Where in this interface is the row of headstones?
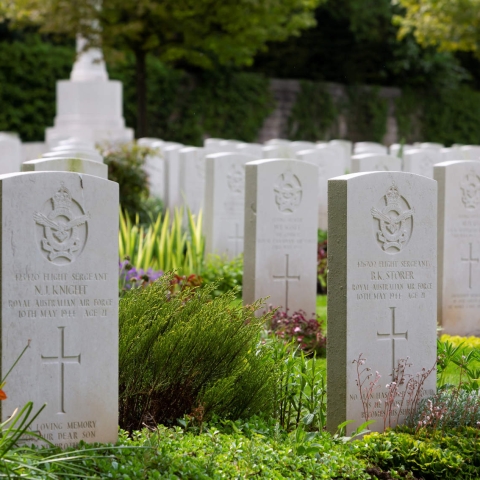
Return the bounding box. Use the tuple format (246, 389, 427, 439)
(245, 158, 480, 434)
(147, 136, 480, 261)
(0, 152, 477, 448)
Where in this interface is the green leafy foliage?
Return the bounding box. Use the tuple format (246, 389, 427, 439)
(112, 63, 274, 145)
(0, 34, 72, 141)
(359, 428, 480, 479)
(271, 341, 327, 432)
(119, 273, 278, 430)
(102, 143, 161, 223)
(347, 86, 388, 142)
(395, 0, 480, 59)
(201, 254, 243, 297)
(287, 81, 338, 140)
(118, 207, 204, 276)
(396, 86, 480, 146)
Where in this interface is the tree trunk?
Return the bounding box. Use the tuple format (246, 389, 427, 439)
(135, 48, 148, 138)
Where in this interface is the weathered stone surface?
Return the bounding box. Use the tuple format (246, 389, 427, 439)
(0, 133, 22, 174)
(435, 160, 480, 335)
(204, 152, 254, 258)
(22, 158, 108, 178)
(243, 159, 317, 315)
(403, 149, 441, 178)
(353, 142, 388, 155)
(0, 171, 118, 448)
(179, 146, 205, 215)
(296, 148, 344, 230)
(164, 144, 184, 210)
(351, 154, 402, 173)
(327, 171, 437, 434)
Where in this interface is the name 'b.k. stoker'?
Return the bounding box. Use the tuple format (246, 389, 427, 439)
(327, 172, 437, 434)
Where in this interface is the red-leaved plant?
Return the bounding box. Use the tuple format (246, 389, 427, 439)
(268, 309, 326, 356)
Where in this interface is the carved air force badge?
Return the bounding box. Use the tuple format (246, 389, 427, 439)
(371, 183, 414, 254)
(34, 183, 90, 265)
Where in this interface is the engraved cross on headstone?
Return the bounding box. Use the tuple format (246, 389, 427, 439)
(41, 326, 81, 414)
(461, 243, 479, 289)
(228, 222, 243, 257)
(273, 254, 301, 311)
(377, 307, 408, 377)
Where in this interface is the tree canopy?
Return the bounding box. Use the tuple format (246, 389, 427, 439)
(394, 0, 480, 57)
(3, 0, 323, 135)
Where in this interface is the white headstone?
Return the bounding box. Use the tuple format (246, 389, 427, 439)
(296, 148, 344, 230)
(353, 142, 388, 155)
(441, 147, 461, 161)
(329, 140, 352, 172)
(23, 158, 108, 178)
(144, 151, 165, 200)
(327, 171, 437, 433)
(389, 144, 415, 159)
(0, 133, 22, 174)
(263, 145, 294, 159)
(204, 152, 255, 258)
(317, 143, 348, 174)
(290, 141, 317, 153)
(236, 143, 263, 159)
(164, 144, 184, 210)
(420, 142, 443, 150)
(435, 160, 480, 336)
(22, 142, 48, 162)
(351, 154, 402, 173)
(179, 146, 205, 215)
(403, 148, 441, 178)
(1, 171, 118, 448)
(460, 145, 480, 161)
(243, 159, 317, 314)
(137, 137, 163, 147)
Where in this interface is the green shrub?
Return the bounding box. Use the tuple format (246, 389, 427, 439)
(119, 273, 277, 430)
(359, 428, 480, 479)
(102, 143, 161, 223)
(201, 254, 243, 297)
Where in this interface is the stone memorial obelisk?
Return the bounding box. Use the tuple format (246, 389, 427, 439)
(327, 172, 437, 433)
(0, 171, 118, 448)
(46, 36, 133, 147)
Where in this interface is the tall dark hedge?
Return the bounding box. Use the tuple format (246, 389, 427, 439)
(0, 36, 73, 141)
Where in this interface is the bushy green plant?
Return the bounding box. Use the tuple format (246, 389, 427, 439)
(119, 207, 204, 275)
(201, 254, 243, 297)
(359, 428, 480, 479)
(102, 143, 162, 223)
(271, 341, 327, 432)
(119, 273, 278, 430)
